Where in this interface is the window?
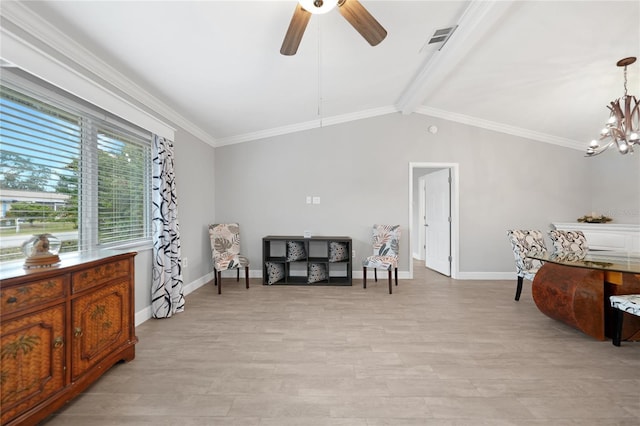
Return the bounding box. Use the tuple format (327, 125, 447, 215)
(0, 72, 152, 263)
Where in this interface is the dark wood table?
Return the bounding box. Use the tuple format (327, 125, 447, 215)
(527, 251, 640, 341)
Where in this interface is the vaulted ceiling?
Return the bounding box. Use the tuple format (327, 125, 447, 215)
(4, 1, 640, 149)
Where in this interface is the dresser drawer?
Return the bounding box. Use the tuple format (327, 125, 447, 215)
(1, 276, 66, 316)
(71, 259, 130, 293)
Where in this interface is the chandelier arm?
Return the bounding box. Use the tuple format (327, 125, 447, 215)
(606, 128, 623, 142)
(630, 97, 640, 133)
(624, 97, 632, 131)
(610, 100, 623, 117)
(586, 140, 616, 157)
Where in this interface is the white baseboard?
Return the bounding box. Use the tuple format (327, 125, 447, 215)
(455, 271, 514, 280)
(134, 306, 152, 327)
(135, 271, 215, 326)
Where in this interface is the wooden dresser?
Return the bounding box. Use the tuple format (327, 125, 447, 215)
(0, 251, 137, 426)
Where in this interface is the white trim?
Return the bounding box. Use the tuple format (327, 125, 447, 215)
(456, 272, 515, 280)
(134, 306, 153, 327)
(215, 105, 398, 146)
(552, 222, 640, 234)
(0, 2, 201, 142)
(415, 106, 584, 151)
(135, 270, 215, 326)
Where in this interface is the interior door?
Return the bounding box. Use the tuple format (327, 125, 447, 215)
(425, 168, 451, 276)
(417, 176, 427, 260)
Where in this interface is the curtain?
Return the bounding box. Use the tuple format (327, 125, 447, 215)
(151, 135, 185, 318)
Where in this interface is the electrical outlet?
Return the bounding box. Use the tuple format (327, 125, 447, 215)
(352, 249, 356, 258)
(183, 257, 188, 268)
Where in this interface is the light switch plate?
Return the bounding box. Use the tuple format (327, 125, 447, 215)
(306, 196, 312, 204)
(312, 196, 320, 204)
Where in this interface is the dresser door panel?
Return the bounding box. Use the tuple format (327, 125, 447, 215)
(0, 304, 66, 425)
(71, 279, 130, 380)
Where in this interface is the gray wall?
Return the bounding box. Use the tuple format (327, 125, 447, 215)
(588, 152, 640, 223)
(111, 111, 640, 320)
(214, 112, 609, 277)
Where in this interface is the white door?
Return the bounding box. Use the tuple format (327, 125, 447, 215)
(425, 168, 451, 276)
(417, 176, 427, 260)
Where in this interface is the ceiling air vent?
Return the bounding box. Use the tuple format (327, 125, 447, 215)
(427, 26, 458, 50)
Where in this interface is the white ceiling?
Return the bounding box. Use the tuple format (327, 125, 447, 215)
(11, 0, 640, 148)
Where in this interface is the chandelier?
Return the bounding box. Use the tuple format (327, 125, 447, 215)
(586, 57, 639, 156)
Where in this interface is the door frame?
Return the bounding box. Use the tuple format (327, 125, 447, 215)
(408, 162, 460, 279)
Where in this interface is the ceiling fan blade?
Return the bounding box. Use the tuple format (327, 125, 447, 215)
(280, 4, 312, 56)
(338, 0, 387, 46)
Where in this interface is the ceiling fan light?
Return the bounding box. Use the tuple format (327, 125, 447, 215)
(299, 0, 338, 14)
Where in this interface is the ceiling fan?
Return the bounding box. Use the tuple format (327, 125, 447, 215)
(281, 0, 387, 56)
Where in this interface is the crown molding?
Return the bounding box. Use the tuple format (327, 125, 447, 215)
(415, 106, 584, 150)
(0, 1, 216, 147)
(215, 105, 398, 146)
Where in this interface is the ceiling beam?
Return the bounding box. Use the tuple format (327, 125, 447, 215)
(396, 0, 515, 115)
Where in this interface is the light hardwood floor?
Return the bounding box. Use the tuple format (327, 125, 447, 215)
(44, 262, 639, 425)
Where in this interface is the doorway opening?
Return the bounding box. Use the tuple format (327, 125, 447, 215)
(408, 162, 459, 279)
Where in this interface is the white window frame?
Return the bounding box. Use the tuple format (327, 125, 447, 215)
(1, 69, 153, 256)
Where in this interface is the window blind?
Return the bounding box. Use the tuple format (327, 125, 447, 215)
(0, 74, 152, 262)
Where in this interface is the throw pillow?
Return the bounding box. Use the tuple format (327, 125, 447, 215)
(265, 262, 285, 285)
(287, 241, 307, 262)
(328, 241, 349, 262)
(308, 263, 328, 284)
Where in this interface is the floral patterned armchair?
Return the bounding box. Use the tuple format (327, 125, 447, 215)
(208, 223, 249, 294)
(506, 229, 547, 301)
(362, 224, 400, 294)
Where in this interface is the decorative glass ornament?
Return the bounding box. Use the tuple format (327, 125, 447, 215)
(22, 233, 61, 269)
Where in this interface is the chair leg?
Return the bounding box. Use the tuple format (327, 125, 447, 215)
(245, 266, 250, 289)
(394, 267, 398, 286)
(363, 267, 367, 289)
(515, 276, 524, 301)
(612, 309, 624, 346)
(237, 268, 240, 281)
(214, 268, 218, 287)
(388, 269, 392, 294)
(217, 270, 222, 295)
(374, 268, 378, 282)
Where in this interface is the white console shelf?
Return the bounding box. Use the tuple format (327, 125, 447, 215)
(552, 222, 640, 252)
